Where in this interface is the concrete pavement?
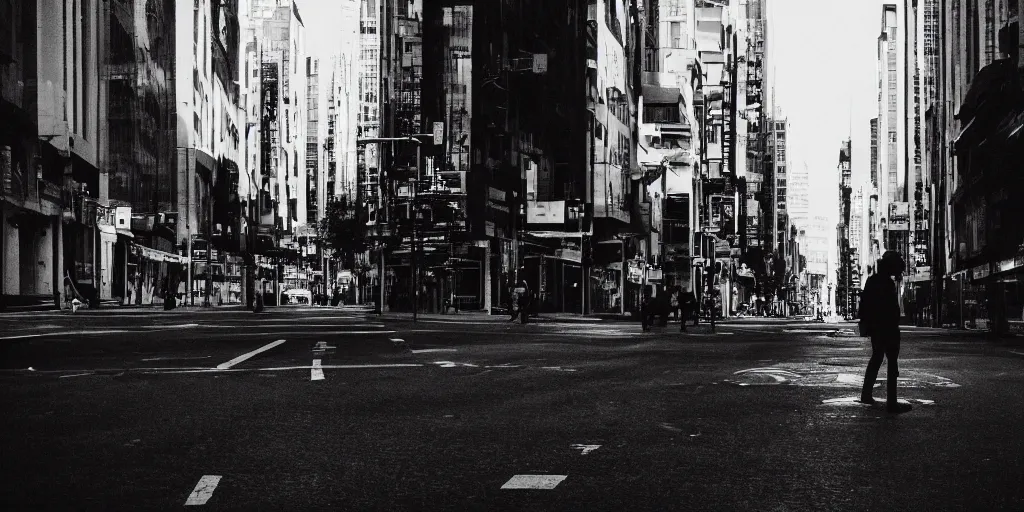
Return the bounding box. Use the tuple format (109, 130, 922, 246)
(2, 307, 1023, 510)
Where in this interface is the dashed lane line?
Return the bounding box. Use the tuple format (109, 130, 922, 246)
(311, 359, 324, 381)
(501, 475, 567, 490)
(184, 475, 222, 506)
(410, 348, 458, 354)
(216, 339, 287, 369)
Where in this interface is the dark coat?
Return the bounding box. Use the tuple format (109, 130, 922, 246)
(859, 273, 901, 338)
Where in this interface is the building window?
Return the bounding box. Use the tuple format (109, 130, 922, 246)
(666, 0, 686, 17)
(670, 22, 682, 48)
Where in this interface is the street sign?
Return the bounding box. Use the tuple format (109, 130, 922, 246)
(532, 54, 548, 74)
(433, 122, 444, 145)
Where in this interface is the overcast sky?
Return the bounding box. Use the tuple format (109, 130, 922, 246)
(298, 0, 347, 62)
(770, 0, 887, 271)
(770, 0, 886, 215)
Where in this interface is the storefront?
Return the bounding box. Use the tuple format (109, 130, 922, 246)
(127, 243, 188, 306)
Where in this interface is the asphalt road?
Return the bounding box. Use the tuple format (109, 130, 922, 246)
(1, 306, 1023, 511)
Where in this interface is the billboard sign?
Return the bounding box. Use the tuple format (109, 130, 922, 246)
(527, 200, 565, 225)
(889, 201, 910, 230)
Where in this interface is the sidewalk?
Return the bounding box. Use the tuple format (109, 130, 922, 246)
(373, 309, 608, 324)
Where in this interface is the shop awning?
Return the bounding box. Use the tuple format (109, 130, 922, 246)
(131, 243, 189, 264)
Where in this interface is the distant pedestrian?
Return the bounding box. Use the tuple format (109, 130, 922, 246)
(509, 279, 530, 324)
(680, 288, 697, 332)
(858, 251, 912, 413)
(670, 288, 680, 320)
(640, 291, 653, 332)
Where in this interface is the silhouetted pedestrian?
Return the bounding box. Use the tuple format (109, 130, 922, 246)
(680, 290, 698, 329)
(509, 280, 530, 324)
(640, 291, 653, 332)
(859, 250, 912, 413)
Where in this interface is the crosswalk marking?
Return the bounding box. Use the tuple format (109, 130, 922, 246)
(184, 475, 221, 506)
(311, 359, 324, 381)
(501, 474, 567, 490)
(216, 339, 286, 369)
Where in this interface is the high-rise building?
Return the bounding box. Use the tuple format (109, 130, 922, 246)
(934, 0, 1023, 331)
(306, 57, 321, 225)
(766, 115, 787, 254)
(2, 0, 106, 308)
(250, 0, 307, 234)
(869, 117, 879, 188)
(850, 184, 866, 276)
(788, 162, 810, 233)
(357, 0, 381, 226)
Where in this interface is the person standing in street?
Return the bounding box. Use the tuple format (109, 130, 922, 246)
(859, 250, 912, 413)
(679, 287, 696, 332)
(640, 290, 653, 332)
(509, 279, 530, 324)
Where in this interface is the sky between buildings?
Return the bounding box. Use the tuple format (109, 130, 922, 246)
(771, 0, 888, 268)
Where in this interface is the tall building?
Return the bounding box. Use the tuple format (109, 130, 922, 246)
(333, 0, 360, 202)
(357, 0, 381, 227)
(850, 184, 866, 276)
(876, 2, 923, 289)
(306, 57, 321, 225)
(788, 162, 810, 232)
(745, 0, 768, 255)
(250, 0, 307, 233)
(934, 0, 1023, 331)
(766, 115, 787, 254)
(2, 0, 106, 308)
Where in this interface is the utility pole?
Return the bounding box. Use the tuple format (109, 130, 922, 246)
(358, 135, 432, 318)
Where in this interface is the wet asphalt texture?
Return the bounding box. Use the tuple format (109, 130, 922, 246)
(1, 306, 1023, 511)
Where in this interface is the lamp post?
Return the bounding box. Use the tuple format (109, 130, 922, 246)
(180, 101, 195, 307)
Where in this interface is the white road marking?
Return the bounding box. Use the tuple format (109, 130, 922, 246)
(390, 338, 405, 342)
(1010, 350, 1024, 357)
(206, 329, 393, 336)
(156, 363, 425, 374)
(200, 323, 386, 329)
(433, 361, 478, 368)
(312, 341, 337, 351)
(410, 348, 457, 354)
(735, 368, 802, 378)
(822, 396, 936, 406)
(834, 373, 863, 385)
(0, 329, 135, 340)
(570, 444, 601, 455)
(141, 324, 200, 329)
(541, 366, 577, 372)
(501, 475, 567, 490)
(140, 355, 213, 362)
(58, 372, 95, 378)
(311, 359, 324, 381)
(216, 339, 286, 369)
(184, 475, 222, 506)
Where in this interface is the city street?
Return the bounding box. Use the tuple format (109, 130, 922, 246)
(1, 307, 1023, 511)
